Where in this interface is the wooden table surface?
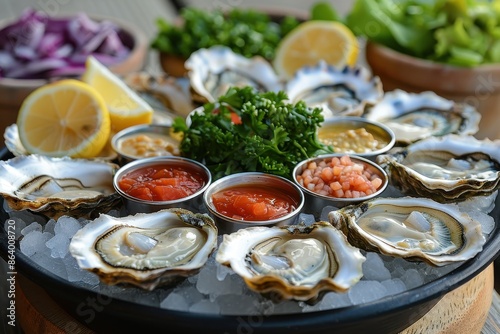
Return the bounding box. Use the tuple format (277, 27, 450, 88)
(0, 1, 499, 333)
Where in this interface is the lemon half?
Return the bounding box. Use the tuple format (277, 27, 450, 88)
(17, 79, 110, 158)
(273, 21, 359, 79)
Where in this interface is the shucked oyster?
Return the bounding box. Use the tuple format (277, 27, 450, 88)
(376, 134, 500, 202)
(363, 90, 480, 145)
(216, 222, 365, 303)
(286, 61, 383, 118)
(69, 208, 218, 290)
(186, 46, 282, 103)
(0, 154, 120, 218)
(328, 197, 485, 266)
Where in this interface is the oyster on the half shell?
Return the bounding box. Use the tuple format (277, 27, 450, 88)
(216, 222, 365, 303)
(328, 197, 485, 266)
(186, 46, 282, 103)
(0, 154, 120, 218)
(376, 134, 500, 202)
(69, 208, 218, 290)
(363, 90, 481, 145)
(286, 61, 383, 118)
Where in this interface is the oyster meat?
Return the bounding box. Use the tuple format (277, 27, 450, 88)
(363, 90, 481, 144)
(216, 222, 365, 303)
(286, 61, 383, 118)
(0, 154, 120, 218)
(185, 46, 282, 103)
(69, 208, 218, 290)
(376, 135, 500, 202)
(328, 197, 485, 266)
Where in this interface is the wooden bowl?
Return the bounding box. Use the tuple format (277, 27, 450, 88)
(365, 41, 500, 140)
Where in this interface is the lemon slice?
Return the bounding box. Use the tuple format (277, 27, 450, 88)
(82, 56, 153, 132)
(17, 79, 110, 158)
(273, 21, 359, 79)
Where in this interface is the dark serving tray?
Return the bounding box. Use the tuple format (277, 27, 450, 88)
(0, 146, 499, 334)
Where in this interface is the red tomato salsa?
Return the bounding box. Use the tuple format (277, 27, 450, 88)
(211, 185, 298, 221)
(118, 164, 206, 201)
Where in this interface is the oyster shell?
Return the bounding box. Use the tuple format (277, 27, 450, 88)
(185, 46, 282, 103)
(4, 124, 117, 161)
(216, 222, 365, 303)
(363, 90, 481, 145)
(69, 208, 218, 290)
(376, 135, 500, 202)
(123, 71, 194, 119)
(328, 197, 485, 266)
(286, 61, 383, 118)
(0, 155, 120, 219)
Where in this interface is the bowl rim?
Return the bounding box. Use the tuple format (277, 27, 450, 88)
(319, 116, 396, 157)
(113, 156, 211, 206)
(203, 171, 305, 225)
(292, 153, 389, 203)
(366, 40, 500, 72)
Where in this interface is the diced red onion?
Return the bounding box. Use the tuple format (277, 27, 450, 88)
(5, 57, 67, 79)
(0, 8, 131, 80)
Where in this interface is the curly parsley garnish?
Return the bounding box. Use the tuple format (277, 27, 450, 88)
(151, 8, 300, 60)
(173, 87, 334, 180)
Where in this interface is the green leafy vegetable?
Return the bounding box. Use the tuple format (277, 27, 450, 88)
(151, 8, 300, 60)
(310, 2, 340, 21)
(173, 87, 333, 180)
(346, 0, 500, 66)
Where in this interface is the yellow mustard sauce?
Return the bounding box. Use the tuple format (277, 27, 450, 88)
(318, 125, 389, 154)
(117, 133, 180, 158)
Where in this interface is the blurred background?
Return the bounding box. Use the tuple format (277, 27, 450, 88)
(0, 1, 499, 333)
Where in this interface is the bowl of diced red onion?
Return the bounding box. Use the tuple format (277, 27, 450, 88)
(292, 154, 389, 216)
(0, 8, 148, 111)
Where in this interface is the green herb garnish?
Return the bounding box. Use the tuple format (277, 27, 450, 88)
(151, 8, 300, 60)
(173, 87, 333, 180)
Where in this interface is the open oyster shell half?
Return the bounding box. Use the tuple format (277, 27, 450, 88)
(363, 90, 481, 145)
(328, 197, 485, 266)
(286, 61, 383, 118)
(0, 154, 120, 219)
(69, 208, 218, 290)
(216, 222, 365, 303)
(376, 134, 500, 202)
(186, 46, 282, 103)
(4, 124, 118, 161)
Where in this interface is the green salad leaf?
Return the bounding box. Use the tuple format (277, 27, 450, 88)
(346, 0, 500, 66)
(173, 87, 333, 180)
(310, 2, 340, 21)
(151, 8, 300, 60)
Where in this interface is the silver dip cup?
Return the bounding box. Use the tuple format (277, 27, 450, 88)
(113, 156, 211, 214)
(203, 172, 305, 235)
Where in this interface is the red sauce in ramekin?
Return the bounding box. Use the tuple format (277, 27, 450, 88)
(118, 164, 206, 201)
(211, 184, 298, 221)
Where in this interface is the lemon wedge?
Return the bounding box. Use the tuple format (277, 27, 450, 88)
(82, 56, 153, 132)
(273, 21, 359, 79)
(17, 79, 110, 158)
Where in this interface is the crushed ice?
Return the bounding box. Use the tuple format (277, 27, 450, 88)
(6, 189, 497, 316)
